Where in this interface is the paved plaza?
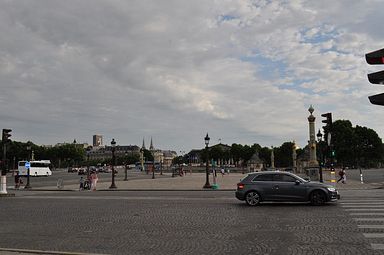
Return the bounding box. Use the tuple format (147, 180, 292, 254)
(27, 171, 382, 192)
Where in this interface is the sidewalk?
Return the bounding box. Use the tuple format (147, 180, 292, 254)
(21, 171, 382, 191)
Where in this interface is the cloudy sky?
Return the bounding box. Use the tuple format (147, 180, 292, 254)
(1, 0, 384, 153)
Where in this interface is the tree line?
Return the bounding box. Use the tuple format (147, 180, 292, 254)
(176, 120, 384, 169)
(2, 119, 383, 170)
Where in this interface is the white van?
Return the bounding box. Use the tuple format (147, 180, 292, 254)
(18, 160, 52, 176)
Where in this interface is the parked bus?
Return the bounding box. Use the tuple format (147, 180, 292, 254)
(18, 160, 52, 176)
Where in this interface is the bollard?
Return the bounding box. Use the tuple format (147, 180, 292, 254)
(57, 179, 64, 190)
(0, 175, 7, 194)
(359, 168, 364, 184)
(330, 169, 336, 186)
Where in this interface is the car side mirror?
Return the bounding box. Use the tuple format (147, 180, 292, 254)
(295, 180, 301, 185)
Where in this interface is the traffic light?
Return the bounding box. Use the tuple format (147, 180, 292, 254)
(366, 48, 384, 105)
(2, 129, 12, 142)
(321, 113, 332, 146)
(321, 112, 332, 130)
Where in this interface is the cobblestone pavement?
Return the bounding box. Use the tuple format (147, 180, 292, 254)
(8, 170, 380, 192)
(1, 190, 383, 255)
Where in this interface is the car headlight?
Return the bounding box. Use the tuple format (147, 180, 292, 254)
(327, 187, 336, 192)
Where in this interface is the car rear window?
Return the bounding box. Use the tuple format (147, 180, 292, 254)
(252, 174, 274, 182)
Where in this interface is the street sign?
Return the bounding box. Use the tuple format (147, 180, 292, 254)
(25, 161, 30, 168)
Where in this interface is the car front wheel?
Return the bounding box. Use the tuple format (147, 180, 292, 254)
(310, 190, 326, 205)
(245, 191, 261, 206)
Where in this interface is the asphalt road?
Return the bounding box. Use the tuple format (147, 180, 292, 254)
(0, 189, 382, 255)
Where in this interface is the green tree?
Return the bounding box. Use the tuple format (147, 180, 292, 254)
(353, 125, 383, 168)
(274, 142, 294, 167)
(230, 144, 243, 166)
(332, 120, 355, 167)
(258, 147, 271, 167)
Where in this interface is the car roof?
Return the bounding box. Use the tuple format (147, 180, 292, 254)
(247, 171, 296, 176)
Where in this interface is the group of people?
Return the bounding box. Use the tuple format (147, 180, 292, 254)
(79, 171, 98, 191)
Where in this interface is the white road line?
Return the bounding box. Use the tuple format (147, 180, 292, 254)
(358, 225, 384, 229)
(371, 243, 384, 250)
(354, 218, 384, 221)
(364, 233, 384, 238)
(342, 205, 384, 208)
(350, 213, 384, 216)
(346, 209, 384, 211)
(341, 200, 384, 202)
(341, 203, 384, 205)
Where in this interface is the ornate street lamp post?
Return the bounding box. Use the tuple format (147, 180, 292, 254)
(109, 139, 117, 189)
(124, 151, 128, 181)
(86, 147, 91, 180)
(317, 129, 324, 183)
(24, 145, 32, 189)
(203, 133, 211, 189)
(152, 151, 155, 179)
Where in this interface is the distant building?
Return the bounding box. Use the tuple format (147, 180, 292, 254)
(93, 135, 103, 147)
(88, 145, 140, 161)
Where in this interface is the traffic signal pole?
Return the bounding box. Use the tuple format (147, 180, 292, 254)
(1, 129, 12, 194)
(321, 113, 333, 183)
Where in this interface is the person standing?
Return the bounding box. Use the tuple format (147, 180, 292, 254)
(14, 173, 22, 189)
(79, 176, 84, 191)
(342, 168, 347, 184)
(90, 171, 98, 191)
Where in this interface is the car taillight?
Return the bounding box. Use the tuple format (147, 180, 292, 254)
(237, 183, 244, 190)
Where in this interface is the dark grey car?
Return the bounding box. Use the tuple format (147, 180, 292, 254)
(235, 171, 340, 206)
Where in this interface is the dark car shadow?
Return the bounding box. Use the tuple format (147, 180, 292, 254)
(234, 201, 338, 208)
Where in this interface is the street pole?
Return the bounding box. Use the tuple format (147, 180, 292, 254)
(24, 146, 32, 189)
(317, 130, 323, 183)
(1, 141, 7, 194)
(109, 139, 117, 189)
(203, 133, 211, 189)
(124, 151, 128, 181)
(152, 152, 155, 179)
(124, 164, 128, 181)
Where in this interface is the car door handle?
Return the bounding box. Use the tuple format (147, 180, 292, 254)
(273, 185, 279, 190)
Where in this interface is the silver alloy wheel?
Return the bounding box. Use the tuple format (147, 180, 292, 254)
(245, 191, 260, 206)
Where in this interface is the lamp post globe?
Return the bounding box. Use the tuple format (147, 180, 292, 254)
(109, 138, 117, 189)
(203, 133, 211, 189)
(317, 129, 322, 142)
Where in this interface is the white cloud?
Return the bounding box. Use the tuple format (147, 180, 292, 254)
(1, 0, 384, 152)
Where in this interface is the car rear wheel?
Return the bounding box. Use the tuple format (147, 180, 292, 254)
(310, 190, 326, 205)
(245, 191, 261, 206)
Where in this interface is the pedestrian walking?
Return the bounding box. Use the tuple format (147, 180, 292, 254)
(90, 171, 98, 191)
(79, 176, 84, 191)
(14, 172, 22, 189)
(337, 168, 346, 184)
(220, 167, 225, 176)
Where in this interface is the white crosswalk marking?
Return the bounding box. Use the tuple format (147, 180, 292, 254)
(342, 198, 384, 250)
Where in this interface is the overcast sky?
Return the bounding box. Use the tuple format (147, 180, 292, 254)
(1, 0, 384, 153)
